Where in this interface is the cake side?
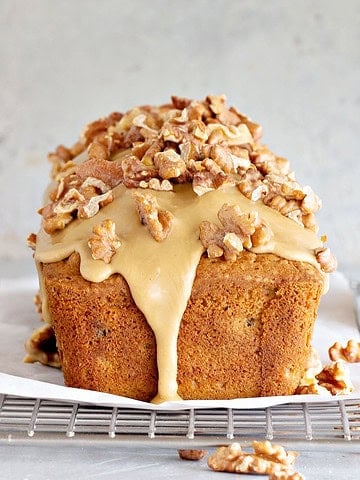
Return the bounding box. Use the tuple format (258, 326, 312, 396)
(42, 251, 323, 401)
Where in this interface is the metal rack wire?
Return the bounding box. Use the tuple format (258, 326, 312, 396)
(1, 394, 359, 447)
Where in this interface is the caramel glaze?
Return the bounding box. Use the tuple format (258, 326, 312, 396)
(35, 182, 327, 403)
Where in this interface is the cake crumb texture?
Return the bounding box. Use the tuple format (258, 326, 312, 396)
(42, 251, 323, 401)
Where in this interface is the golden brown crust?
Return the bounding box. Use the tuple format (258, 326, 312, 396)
(42, 251, 323, 401)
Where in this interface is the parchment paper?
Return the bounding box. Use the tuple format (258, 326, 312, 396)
(0, 272, 359, 410)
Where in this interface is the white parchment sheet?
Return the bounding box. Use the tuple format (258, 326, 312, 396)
(0, 272, 359, 411)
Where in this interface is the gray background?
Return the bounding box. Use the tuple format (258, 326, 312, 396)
(1, 0, 359, 278)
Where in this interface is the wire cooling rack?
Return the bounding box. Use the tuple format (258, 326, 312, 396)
(1, 394, 360, 448)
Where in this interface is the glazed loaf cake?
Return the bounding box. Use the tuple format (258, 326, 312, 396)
(26, 95, 336, 403)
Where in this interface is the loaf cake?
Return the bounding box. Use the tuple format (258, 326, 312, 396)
(26, 95, 337, 403)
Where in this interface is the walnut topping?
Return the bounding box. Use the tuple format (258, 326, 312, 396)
(39, 94, 331, 263)
(88, 219, 121, 263)
(329, 339, 360, 363)
(200, 204, 273, 261)
(315, 247, 337, 273)
(139, 178, 173, 191)
(82, 111, 123, 147)
(208, 441, 299, 476)
(41, 182, 114, 234)
(132, 191, 174, 242)
(24, 324, 60, 368)
(154, 149, 186, 179)
(178, 449, 207, 461)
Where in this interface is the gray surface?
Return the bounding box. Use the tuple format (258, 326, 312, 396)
(0, 0, 360, 277)
(0, 443, 359, 480)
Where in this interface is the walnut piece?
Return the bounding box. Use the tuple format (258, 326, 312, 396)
(199, 204, 273, 261)
(132, 191, 174, 242)
(329, 339, 360, 363)
(314, 247, 337, 273)
(315, 361, 354, 395)
(27, 233, 37, 251)
(178, 449, 207, 461)
(296, 349, 354, 396)
(208, 441, 299, 476)
(139, 178, 173, 191)
(40, 94, 331, 258)
(24, 324, 60, 368)
(154, 149, 186, 179)
(88, 219, 121, 263)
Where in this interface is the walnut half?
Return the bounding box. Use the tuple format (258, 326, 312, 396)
(207, 441, 299, 476)
(329, 339, 360, 363)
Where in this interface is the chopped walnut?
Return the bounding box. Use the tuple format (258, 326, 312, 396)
(53, 188, 85, 214)
(42, 211, 73, 234)
(132, 191, 174, 242)
(329, 339, 360, 363)
(200, 203, 273, 261)
(192, 170, 234, 196)
(298, 359, 354, 396)
(24, 324, 60, 368)
(315, 361, 354, 395)
(295, 383, 330, 395)
(238, 166, 266, 201)
(121, 155, 157, 187)
(154, 149, 187, 179)
(315, 247, 337, 273)
(76, 158, 123, 189)
(250, 145, 290, 176)
(88, 219, 121, 263)
(48, 144, 84, 179)
(208, 441, 298, 476)
(27, 233, 37, 250)
(296, 347, 354, 396)
(178, 449, 207, 461)
(39, 94, 331, 260)
(82, 112, 122, 147)
(139, 178, 173, 191)
(78, 190, 113, 219)
(41, 183, 114, 234)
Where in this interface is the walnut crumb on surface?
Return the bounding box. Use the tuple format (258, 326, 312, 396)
(178, 449, 207, 461)
(207, 441, 300, 476)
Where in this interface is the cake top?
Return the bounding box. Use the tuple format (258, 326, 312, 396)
(33, 94, 336, 273)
